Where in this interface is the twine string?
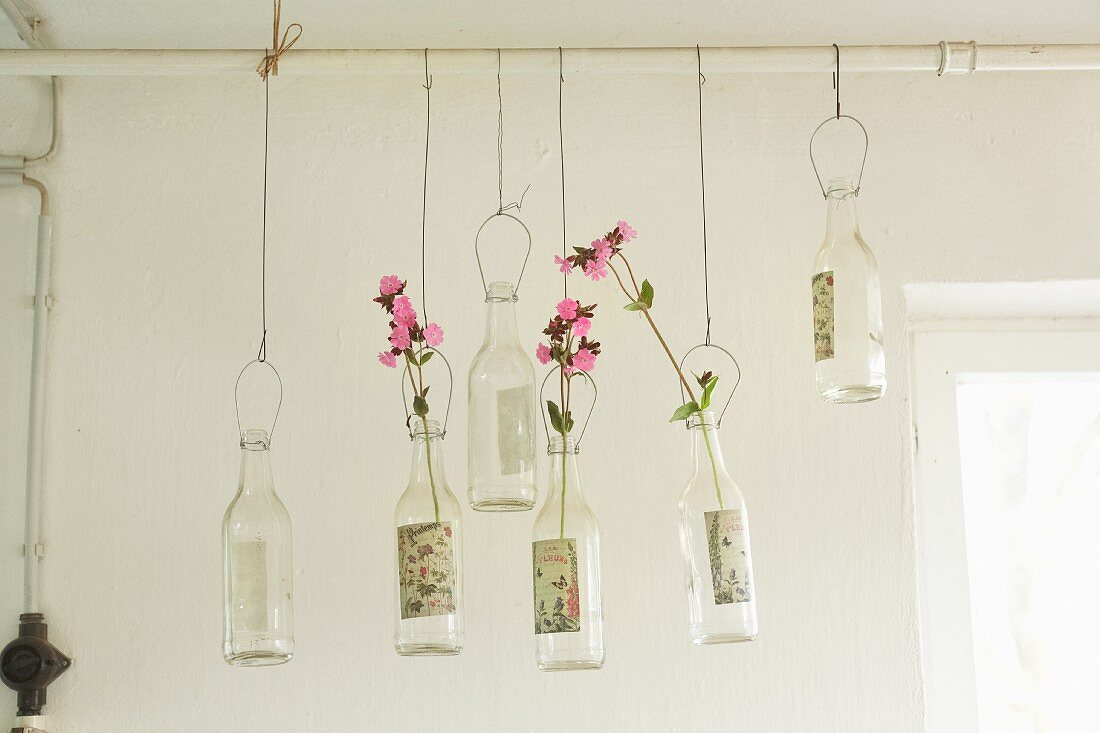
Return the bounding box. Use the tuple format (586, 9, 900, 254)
(558, 47, 567, 299)
(421, 49, 432, 324)
(256, 0, 301, 79)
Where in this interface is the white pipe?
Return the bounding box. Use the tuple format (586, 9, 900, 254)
(23, 183, 51, 615)
(0, 43, 1099, 76)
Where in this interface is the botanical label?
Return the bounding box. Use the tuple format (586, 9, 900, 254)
(398, 521, 457, 619)
(812, 270, 835, 362)
(704, 510, 753, 605)
(496, 385, 533, 476)
(532, 538, 581, 634)
(231, 540, 268, 631)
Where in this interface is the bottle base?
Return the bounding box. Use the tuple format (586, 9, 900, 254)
(536, 656, 604, 671)
(224, 650, 292, 667)
(819, 384, 885, 404)
(691, 632, 756, 646)
(469, 497, 535, 512)
(395, 642, 463, 657)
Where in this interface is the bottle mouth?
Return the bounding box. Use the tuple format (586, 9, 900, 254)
(485, 280, 518, 303)
(825, 176, 858, 200)
(240, 428, 271, 449)
(411, 418, 444, 439)
(686, 410, 719, 430)
(547, 434, 578, 454)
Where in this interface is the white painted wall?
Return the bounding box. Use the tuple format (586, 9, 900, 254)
(1, 62, 1099, 731)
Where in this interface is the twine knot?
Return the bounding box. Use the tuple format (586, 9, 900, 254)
(257, 0, 302, 79)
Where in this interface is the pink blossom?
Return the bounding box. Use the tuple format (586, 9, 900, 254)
(592, 238, 612, 261)
(392, 295, 417, 327)
(584, 259, 608, 282)
(378, 351, 397, 368)
(572, 317, 591, 337)
(556, 298, 579, 321)
(379, 275, 403, 295)
(573, 348, 596, 372)
(554, 255, 574, 274)
(616, 220, 637, 242)
(389, 327, 412, 351)
(423, 323, 444, 347)
(536, 343, 552, 365)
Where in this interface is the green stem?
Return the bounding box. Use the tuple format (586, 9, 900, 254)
(423, 416, 441, 523)
(700, 423, 725, 510)
(559, 447, 567, 540)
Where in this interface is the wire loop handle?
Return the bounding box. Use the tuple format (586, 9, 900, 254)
(538, 367, 597, 452)
(809, 114, 869, 198)
(235, 359, 284, 441)
(677, 343, 742, 427)
(400, 347, 454, 440)
(473, 211, 533, 299)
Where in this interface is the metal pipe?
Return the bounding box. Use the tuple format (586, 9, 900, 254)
(0, 43, 1099, 77)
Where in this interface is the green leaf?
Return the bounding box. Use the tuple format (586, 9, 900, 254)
(402, 348, 416, 363)
(413, 395, 429, 417)
(418, 350, 434, 366)
(624, 302, 644, 312)
(547, 400, 563, 434)
(563, 410, 575, 434)
(640, 279, 654, 308)
(700, 375, 720, 410)
(669, 401, 700, 422)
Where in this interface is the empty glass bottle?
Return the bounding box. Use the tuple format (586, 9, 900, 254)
(531, 434, 604, 670)
(812, 176, 886, 403)
(222, 428, 294, 666)
(678, 411, 757, 645)
(395, 418, 464, 656)
(468, 281, 538, 511)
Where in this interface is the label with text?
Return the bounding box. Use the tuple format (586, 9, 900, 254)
(532, 538, 581, 634)
(704, 510, 753, 605)
(813, 270, 835, 362)
(398, 521, 457, 619)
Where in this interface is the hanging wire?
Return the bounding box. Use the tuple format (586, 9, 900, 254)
(420, 48, 432, 325)
(696, 45, 712, 346)
(257, 53, 271, 362)
(496, 48, 504, 214)
(558, 47, 568, 299)
(832, 43, 841, 118)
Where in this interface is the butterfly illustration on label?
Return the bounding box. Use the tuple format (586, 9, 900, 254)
(721, 536, 732, 547)
(550, 575, 568, 590)
(535, 567, 543, 578)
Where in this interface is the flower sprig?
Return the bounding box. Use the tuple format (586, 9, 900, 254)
(535, 297, 601, 437)
(373, 275, 444, 421)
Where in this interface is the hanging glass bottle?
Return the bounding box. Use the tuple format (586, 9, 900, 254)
(468, 279, 537, 510)
(811, 176, 886, 402)
(678, 410, 757, 645)
(395, 417, 465, 655)
(223, 426, 294, 665)
(532, 433, 605, 670)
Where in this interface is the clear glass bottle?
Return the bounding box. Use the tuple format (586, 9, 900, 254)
(531, 434, 604, 670)
(812, 176, 886, 403)
(678, 411, 757, 645)
(394, 418, 464, 656)
(222, 428, 294, 666)
(468, 281, 538, 511)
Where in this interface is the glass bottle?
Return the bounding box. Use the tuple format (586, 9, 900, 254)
(394, 418, 464, 655)
(812, 176, 886, 403)
(678, 411, 757, 645)
(531, 434, 604, 670)
(468, 280, 538, 511)
(222, 428, 294, 666)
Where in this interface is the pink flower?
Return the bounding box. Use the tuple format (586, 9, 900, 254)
(536, 343, 552, 365)
(584, 259, 608, 282)
(392, 295, 417, 327)
(389, 327, 411, 351)
(378, 351, 397, 368)
(554, 255, 574, 274)
(616, 220, 637, 242)
(573, 348, 596, 372)
(379, 275, 403, 295)
(592, 238, 612, 261)
(572, 317, 591, 337)
(419, 566, 428, 577)
(423, 323, 444, 347)
(556, 298, 579, 321)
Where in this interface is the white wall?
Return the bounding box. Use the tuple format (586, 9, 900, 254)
(2, 62, 1099, 732)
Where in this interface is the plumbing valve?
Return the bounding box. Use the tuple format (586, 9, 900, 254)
(0, 614, 71, 718)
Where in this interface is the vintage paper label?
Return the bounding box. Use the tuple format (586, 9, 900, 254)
(532, 538, 581, 634)
(812, 270, 835, 362)
(231, 540, 268, 631)
(496, 385, 533, 476)
(398, 521, 457, 619)
(704, 510, 753, 605)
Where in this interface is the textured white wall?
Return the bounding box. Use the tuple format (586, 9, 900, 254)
(2, 63, 1100, 732)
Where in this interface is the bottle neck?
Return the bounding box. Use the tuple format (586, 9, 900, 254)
(408, 420, 446, 488)
(688, 412, 730, 480)
(824, 180, 861, 240)
(238, 430, 274, 497)
(483, 283, 520, 350)
(546, 437, 583, 504)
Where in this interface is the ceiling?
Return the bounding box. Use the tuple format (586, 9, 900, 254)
(1, 0, 1098, 50)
